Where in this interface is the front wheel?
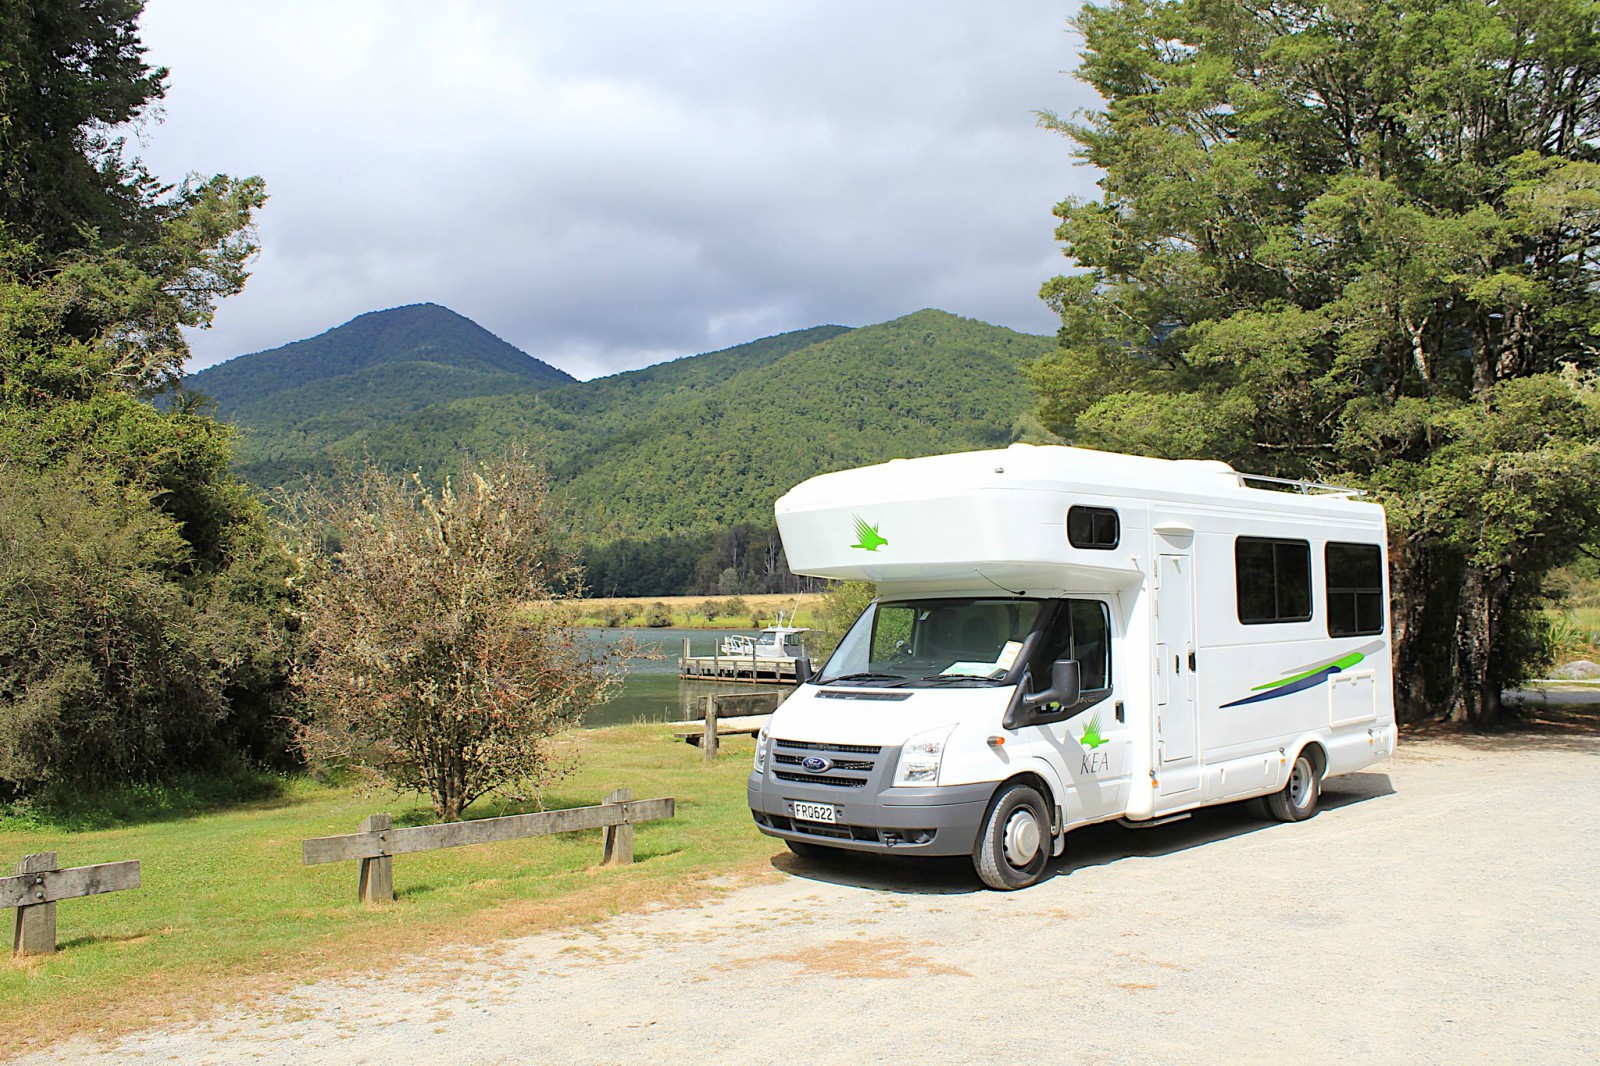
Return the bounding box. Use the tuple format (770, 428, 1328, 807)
(973, 782, 1052, 890)
(1264, 751, 1321, 822)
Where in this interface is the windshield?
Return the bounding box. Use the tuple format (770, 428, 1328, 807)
(818, 598, 1045, 687)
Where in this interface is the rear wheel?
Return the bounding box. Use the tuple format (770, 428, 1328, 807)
(1264, 751, 1321, 822)
(973, 782, 1052, 890)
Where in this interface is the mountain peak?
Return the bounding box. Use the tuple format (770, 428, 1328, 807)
(186, 303, 574, 416)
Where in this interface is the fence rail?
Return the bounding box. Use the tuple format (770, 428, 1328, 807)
(302, 788, 675, 902)
(3, 852, 140, 956)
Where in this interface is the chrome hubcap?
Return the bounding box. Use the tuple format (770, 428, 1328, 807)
(1002, 808, 1042, 867)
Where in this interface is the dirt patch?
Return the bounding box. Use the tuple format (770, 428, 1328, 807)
(721, 936, 971, 979)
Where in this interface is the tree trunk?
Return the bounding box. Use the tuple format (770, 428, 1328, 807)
(1449, 565, 1511, 730)
(1388, 538, 1433, 722)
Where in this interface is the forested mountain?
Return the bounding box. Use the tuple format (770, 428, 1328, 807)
(208, 308, 1051, 593)
(185, 303, 574, 468)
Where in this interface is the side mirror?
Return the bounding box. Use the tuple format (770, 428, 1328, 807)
(1003, 659, 1082, 729)
(794, 656, 813, 685)
(1045, 659, 1082, 708)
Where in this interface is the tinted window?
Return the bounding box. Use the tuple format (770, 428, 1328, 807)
(1032, 599, 1111, 692)
(1326, 542, 1384, 636)
(1236, 537, 1312, 624)
(1067, 506, 1120, 550)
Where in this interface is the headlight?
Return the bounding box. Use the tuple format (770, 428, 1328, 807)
(894, 725, 956, 786)
(753, 728, 771, 773)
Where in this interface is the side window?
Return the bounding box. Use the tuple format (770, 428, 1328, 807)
(1068, 600, 1111, 691)
(1326, 542, 1384, 636)
(1236, 537, 1312, 624)
(1067, 506, 1120, 550)
(1032, 599, 1112, 692)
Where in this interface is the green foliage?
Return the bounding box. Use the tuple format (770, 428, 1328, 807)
(0, 0, 168, 257)
(0, 1, 291, 795)
(186, 303, 576, 470)
(812, 581, 876, 660)
(284, 452, 628, 821)
(215, 311, 1049, 592)
(1033, 0, 1600, 727)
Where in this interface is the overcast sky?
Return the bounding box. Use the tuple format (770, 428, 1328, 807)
(137, 1, 1100, 380)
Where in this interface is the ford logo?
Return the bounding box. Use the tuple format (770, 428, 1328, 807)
(801, 755, 833, 774)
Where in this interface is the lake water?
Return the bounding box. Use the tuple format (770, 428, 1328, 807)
(578, 627, 795, 729)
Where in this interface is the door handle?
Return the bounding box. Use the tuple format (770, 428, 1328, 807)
(1188, 650, 1196, 671)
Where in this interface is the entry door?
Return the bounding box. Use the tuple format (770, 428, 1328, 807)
(1156, 553, 1198, 768)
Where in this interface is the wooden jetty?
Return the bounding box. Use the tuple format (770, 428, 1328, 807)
(677, 638, 806, 684)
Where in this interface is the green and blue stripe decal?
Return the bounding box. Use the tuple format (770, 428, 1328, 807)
(1221, 640, 1386, 708)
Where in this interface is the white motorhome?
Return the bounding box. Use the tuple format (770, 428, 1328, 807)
(747, 443, 1396, 889)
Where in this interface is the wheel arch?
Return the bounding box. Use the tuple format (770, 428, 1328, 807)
(1293, 740, 1328, 779)
(992, 770, 1060, 833)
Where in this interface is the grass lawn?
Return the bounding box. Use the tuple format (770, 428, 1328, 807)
(0, 725, 781, 1051)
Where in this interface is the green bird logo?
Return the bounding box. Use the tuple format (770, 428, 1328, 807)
(1079, 712, 1107, 750)
(850, 515, 887, 552)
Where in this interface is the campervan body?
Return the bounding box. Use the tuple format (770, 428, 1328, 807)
(746, 443, 1397, 889)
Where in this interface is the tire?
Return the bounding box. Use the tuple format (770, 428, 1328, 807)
(973, 782, 1052, 890)
(786, 839, 835, 860)
(1264, 751, 1321, 822)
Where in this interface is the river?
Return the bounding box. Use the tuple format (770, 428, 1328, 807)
(577, 627, 796, 729)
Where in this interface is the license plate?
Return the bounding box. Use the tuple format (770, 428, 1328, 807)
(792, 801, 837, 823)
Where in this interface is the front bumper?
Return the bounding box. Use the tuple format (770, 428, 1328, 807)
(747, 739, 992, 856)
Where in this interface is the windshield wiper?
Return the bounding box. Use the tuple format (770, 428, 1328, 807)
(909, 674, 1006, 686)
(820, 672, 907, 686)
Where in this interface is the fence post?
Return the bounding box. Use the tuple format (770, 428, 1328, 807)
(602, 788, 634, 865)
(703, 694, 720, 762)
(12, 852, 58, 956)
(357, 813, 394, 904)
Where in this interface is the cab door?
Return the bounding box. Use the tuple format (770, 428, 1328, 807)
(1042, 598, 1131, 826)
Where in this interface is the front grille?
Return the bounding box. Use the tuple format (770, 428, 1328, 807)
(763, 813, 880, 842)
(774, 771, 867, 788)
(780, 740, 882, 755)
(773, 753, 874, 772)
(769, 737, 887, 790)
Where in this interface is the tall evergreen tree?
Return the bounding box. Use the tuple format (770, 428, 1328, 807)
(0, 0, 287, 792)
(1032, 0, 1600, 727)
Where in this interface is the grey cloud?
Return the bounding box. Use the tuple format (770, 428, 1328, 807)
(138, 0, 1102, 378)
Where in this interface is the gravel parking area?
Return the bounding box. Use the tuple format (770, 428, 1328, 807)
(18, 729, 1600, 1065)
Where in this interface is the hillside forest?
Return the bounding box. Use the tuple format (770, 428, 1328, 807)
(192, 305, 1052, 596)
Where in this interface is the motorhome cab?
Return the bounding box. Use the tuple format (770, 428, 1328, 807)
(747, 444, 1396, 889)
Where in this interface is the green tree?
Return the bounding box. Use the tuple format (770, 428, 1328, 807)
(1032, 0, 1600, 728)
(286, 454, 628, 821)
(813, 581, 876, 659)
(0, 0, 288, 793)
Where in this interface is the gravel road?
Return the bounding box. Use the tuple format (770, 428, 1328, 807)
(22, 732, 1600, 1065)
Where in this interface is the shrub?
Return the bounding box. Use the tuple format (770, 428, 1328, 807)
(284, 452, 626, 821)
(0, 467, 293, 794)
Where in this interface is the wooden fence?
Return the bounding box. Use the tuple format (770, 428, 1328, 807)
(679, 690, 787, 761)
(301, 788, 675, 902)
(2, 852, 140, 956)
